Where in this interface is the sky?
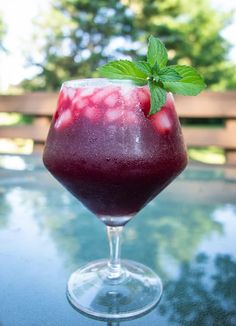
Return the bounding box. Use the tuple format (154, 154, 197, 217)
(0, 0, 236, 91)
(0, 0, 50, 90)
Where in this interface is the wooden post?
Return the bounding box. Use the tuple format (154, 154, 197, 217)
(33, 143, 45, 154)
(225, 150, 236, 165)
(225, 119, 236, 164)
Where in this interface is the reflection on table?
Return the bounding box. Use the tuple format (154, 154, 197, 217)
(0, 155, 236, 325)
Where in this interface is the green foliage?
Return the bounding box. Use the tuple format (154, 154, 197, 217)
(22, 0, 136, 90)
(133, 0, 236, 89)
(21, 0, 236, 91)
(98, 36, 205, 113)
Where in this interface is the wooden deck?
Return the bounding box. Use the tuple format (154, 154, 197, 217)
(0, 91, 236, 163)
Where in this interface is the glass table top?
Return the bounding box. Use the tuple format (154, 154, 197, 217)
(0, 155, 236, 326)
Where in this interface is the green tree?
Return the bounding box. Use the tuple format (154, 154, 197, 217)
(22, 0, 236, 91)
(22, 0, 136, 91)
(131, 0, 236, 90)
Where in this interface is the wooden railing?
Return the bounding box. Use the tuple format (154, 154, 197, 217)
(0, 91, 236, 163)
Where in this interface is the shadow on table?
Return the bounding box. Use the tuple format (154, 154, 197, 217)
(159, 253, 236, 325)
(67, 252, 236, 325)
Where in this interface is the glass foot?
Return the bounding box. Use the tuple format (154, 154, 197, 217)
(67, 259, 162, 320)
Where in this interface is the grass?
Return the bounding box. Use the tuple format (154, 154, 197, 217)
(188, 147, 225, 164)
(0, 113, 22, 125)
(0, 113, 33, 125)
(0, 113, 34, 154)
(0, 139, 33, 154)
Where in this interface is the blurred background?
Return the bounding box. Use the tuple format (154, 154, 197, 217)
(0, 0, 236, 164)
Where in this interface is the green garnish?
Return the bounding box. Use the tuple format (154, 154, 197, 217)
(97, 35, 206, 115)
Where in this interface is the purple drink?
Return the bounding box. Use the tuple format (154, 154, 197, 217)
(42, 31, 205, 318)
(43, 79, 187, 225)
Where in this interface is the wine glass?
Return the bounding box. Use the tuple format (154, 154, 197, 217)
(43, 78, 187, 319)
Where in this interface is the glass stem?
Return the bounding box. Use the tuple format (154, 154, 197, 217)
(106, 225, 123, 279)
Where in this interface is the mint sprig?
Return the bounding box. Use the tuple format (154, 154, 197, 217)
(162, 65, 205, 95)
(148, 82, 167, 115)
(97, 60, 148, 86)
(97, 36, 206, 115)
(147, 35, 168, 69)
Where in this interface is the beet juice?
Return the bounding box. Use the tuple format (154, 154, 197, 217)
(43, 79, 187, 225)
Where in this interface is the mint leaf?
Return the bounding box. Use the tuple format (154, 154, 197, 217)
(152, 62, 161, 75)
(163, 65, 206, 95)
(147, 36, 168, 69)
(158, 67, 181, 82)
(134, 61, 152, 76)
(98, 35, 206, 115)
(97, 60, 147, 85)
(148, 81, 167, 115)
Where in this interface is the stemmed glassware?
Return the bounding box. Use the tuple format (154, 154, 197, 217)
(43, 78, 187, 319)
